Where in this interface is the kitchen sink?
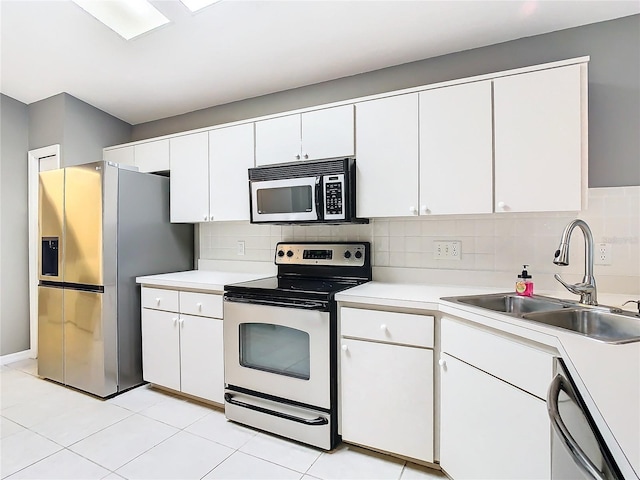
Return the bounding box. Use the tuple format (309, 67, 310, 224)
(442, 293, 640, 344)
(443, 293, 571, 315)
(522, 309, 640, 344)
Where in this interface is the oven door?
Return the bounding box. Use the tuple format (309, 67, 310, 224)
(250, 176, 320, 223)
(224, 297, 330, 409)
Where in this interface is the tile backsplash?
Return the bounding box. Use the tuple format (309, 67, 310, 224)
(200, 187, 640, 295)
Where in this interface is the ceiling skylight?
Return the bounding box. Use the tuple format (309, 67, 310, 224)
(179, 0, 222, 13)
(72, 0, 169, 40)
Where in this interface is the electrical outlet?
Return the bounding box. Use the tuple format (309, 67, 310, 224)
(594, 243, 611, 265)
(434, 241, 461, 260)
(237, 240, 245, 256)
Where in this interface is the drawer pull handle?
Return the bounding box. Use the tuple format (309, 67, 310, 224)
(156, 298, 161, 306)
(380, 324, 388, 332)
(197, 302, 202, 311)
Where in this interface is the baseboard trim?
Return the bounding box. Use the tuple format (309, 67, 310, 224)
(1, 349, 35, 365)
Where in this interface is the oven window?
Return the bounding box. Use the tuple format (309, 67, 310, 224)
(239, 323, 310, 380)
(256, 186, 313, 214)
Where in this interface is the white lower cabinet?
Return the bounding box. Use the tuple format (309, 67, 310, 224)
(340, 307, 434, 462)
(439, 317, 552, 479)
(141, 287, 224, 404)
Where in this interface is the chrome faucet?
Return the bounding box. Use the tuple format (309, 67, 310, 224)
(553, 219, 598, 306)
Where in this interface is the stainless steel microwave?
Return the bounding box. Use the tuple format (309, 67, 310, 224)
(249, 158, 367, 224)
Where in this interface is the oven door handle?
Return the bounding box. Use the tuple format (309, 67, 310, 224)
(224, 393, 328, 426)
(224, 295, 327, 310)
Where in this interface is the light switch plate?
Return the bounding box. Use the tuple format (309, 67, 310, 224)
(237, 240, 245, 256)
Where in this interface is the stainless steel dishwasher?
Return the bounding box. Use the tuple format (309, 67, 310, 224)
(547, 358, 623, 480)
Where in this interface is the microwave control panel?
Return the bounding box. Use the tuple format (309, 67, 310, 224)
(323, 174, 345, 220)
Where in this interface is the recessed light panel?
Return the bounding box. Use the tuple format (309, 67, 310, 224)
(180, 0, 222, 13)
(72, 0, 170, 40)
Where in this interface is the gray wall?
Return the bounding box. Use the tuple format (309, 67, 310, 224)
(133, 15, 640, 188)
(0, 94, 30, 356)
(63, 94, 132, 167)
(30, 93, 132, 167)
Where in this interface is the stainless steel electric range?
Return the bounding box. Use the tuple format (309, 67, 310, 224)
(223, 242, 372, 450)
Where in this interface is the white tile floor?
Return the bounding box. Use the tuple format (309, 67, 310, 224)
(1, 359, 447, 480)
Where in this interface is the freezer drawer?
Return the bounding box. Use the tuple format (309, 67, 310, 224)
(63, 288, 117, 397)
(37, 286, 64, 383)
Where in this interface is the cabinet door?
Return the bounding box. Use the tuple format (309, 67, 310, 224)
(209, 124, 254, 221)
(255, 114, 301, 166)
(302, 105, 354, 161)
(134, 139, 170, 173)
(180, 314, 224, 403)
(141, 308, 181, 391)
(340, 338, 433, 462)
(355, 93, 419, 218)
(440, 353, 551, 480)
(419, 81, 493, 215)
(104, 146, 134, 167)
(170, 132, 209, 223)
(494, 64, 584, 213)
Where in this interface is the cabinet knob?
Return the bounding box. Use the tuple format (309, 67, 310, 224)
(341, 344, 348, 352)
(173, 317, 179, 326)
(179, 318, 184, 327)
(156, 298, 161, 306)
(380, 324, 388, 332)
(497, 201, 506, 210)
(204, 215, 208, 221)
(295, 154, 301, 160)
(409, 206, 418, 215)
(438, 358, 446, 367)
(197, 302, 202, 311)
(421, 205, 429, 214)
(303, 153, 309, 160)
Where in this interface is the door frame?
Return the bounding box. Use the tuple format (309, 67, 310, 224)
(28, 145, 60, 358)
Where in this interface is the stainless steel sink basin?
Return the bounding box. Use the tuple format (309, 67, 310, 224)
(522, 309, 640, 344)
(442, 293, 640, 344)
(443, 293, 571, 315)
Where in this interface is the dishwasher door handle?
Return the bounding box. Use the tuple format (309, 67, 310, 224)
(547, 373, 605, 480)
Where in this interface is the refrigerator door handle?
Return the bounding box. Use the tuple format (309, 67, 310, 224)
(547, 373, 605, 480)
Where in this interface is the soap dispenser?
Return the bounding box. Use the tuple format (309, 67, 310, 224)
(516, 265, 534, 297)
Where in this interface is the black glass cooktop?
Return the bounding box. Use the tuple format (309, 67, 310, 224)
(224, 275, 364, 301)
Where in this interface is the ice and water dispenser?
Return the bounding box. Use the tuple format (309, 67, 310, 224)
(41, 237, 59, 277)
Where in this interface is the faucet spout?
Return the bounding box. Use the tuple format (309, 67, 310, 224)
(553, 219, 598, 305)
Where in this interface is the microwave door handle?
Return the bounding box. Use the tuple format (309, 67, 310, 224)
(315, 177, 322, 220)
(547, 374, 606, 480)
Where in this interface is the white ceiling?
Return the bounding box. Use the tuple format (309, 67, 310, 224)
(1, 1, 638, 125)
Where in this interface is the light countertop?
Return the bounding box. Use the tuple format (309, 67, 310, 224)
(336, 282, 640, 480)
(136, 269, 272, 293)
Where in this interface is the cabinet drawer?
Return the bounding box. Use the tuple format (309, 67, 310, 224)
(341, 307, 433, 348)
(179, 291, 223, 318)
(441, 317, 554, 398)
(142, 287, 179, 312)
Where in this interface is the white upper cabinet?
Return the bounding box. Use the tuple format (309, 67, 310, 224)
(419, 81, 493, 215)
(209, 123, 255, 222)
(255, 105, 355, 166)
(104, 140, 170, 173)
(134, 139, 170, 173)
(103, 146, 134, 167)
(170, 132, 209, 223)
(355, 93, 419, 218)
(301, 105, 354, 161)
(493, 64, 585, 213)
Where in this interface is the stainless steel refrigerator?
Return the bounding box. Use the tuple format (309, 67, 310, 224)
(38, 161, 193, 398)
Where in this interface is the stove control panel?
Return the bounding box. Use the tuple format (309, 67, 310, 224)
(275, 243, 367, 267)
